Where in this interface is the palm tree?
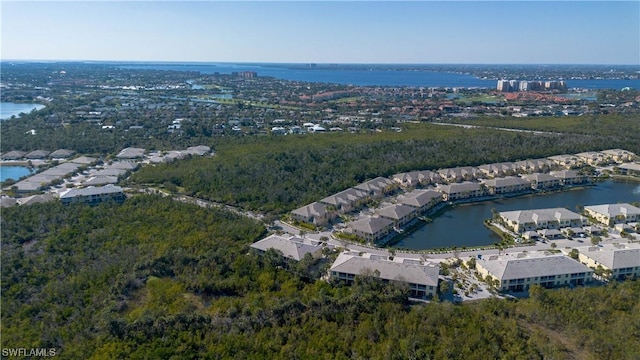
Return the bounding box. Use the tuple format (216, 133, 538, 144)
(490, 208, 500, 221)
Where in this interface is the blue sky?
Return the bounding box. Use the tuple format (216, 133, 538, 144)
(1, 1, 638, 64)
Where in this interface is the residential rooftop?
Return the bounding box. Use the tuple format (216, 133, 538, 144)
(116, 147, 146, 159)
(330, 252, 439, 287)
(477, 252, 592, 281)
(59, 184, 124, 199)
(500, 208, 585, 224)
(250, 234, 324, 261)
(575, 243, 640, 270)
(584, 203, 640, 219)
(346, 216, 394, 235)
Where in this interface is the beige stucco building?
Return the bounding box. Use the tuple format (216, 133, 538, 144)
(584, 203, 640, 227)
(476, 252, 593, 292)
(499, 208, 586, 233)
(330, 252, 439, 298)
(575, 243, 640, 281)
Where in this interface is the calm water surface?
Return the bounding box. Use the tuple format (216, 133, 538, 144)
(119, 63, 637, 89)
(0, 166, 33, 182)
(0, 102, 46, 120)
(396, 181, 640, 250)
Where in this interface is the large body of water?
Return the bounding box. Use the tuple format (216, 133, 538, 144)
(0, 166, 33, 182)
(0, 102, 46, 120)
(119, 63, 637, 89)
(395, 180, 640, 250)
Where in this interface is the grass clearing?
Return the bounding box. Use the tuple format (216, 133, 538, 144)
(455, 94, 504, 104)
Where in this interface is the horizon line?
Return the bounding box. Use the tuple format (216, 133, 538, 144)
(1, 59, 639, 67)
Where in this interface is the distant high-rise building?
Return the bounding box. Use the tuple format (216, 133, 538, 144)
(496, 79, 567, 92)
(529, 81, 543, 91)
(497, 80, 510, 92)
(231, 71, 257, 79)
(518, 81, 528, 91)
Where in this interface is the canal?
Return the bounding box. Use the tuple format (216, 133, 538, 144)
(395, 180, 640, 250)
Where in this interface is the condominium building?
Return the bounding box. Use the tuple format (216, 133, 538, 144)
(520, 173, 561, 190)
(600, 149, 636, 163)
(499, 208, 586, 233)
(396, 189, 443, 213)
(290, 202, 333, 226)
(481, 176, 531, 195)
(250, 234, 324, 261)
(617, 163, 640, 176)
(549, 169, 587, 186)
(320, 187, 369, 213)
(354, 177, 396, 198)
(547, 154, 582, 169)
(345, 216, 394, 244)
(116, 147, 146, 160)
(584, 203, 640, 227)
(476, 252, 593, 292)
(375, 204, 417, 227)
(513, 159, 554, 174)
(575, 151, 609, 166)
(437, 166, 480, 183)
(391, 170, 442, 187)
(330, 252, 439, 298)
(59, 185, 126, 205)
(436, 181, 484, 201)
(478, 162, 518, 178)
(575, 243, 640, 281)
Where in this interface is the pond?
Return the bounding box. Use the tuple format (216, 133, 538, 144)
(395, 180, 640, 250)
(1, 102, 46, 120)
(0, 166, 33, 182)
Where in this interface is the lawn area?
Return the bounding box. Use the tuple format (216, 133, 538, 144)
(332, 96, 365, 103)
(202, 84, 228, 90)
(206, 98, 300, 110)
(455, 93, 504, 104)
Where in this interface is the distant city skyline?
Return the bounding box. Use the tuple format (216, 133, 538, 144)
(1, 1, 638, 65)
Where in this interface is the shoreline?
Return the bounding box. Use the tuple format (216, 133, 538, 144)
(610, 174, 640, 183)
(0, 161, 34, 167)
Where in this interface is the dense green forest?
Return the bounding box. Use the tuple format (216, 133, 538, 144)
(129, 121, 637, 214)
(2, 197, 639, 359)
(443, 114, 640, 150)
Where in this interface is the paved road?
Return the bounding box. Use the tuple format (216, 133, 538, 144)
(135, 187, 267, 221)
(177, 194, 266, 221)
(273, 220, 305, 235)
(431, 121, 564, 136)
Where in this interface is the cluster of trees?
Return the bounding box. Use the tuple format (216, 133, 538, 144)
(2, 196, 640, 359)
(130, 122, 631, 215)
(444, 114, 640, 154)
(1, 63, 397, 154)
(1, 196, 265, 356)
(0, 104, 208, 154)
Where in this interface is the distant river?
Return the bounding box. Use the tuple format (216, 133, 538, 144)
(120, 63, 495, 87)
(0, 102, 46, 120)
(118, 63, 637, 89)
(395, 180, 640, 250)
